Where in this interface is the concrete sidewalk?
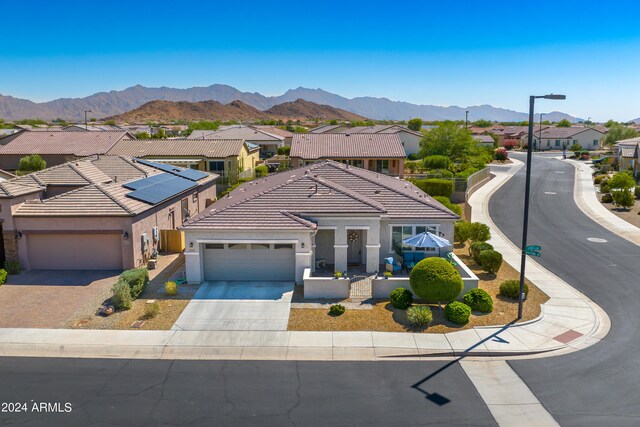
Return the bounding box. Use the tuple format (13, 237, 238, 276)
(0, 160, 609, 362)
(567, 158, 640, 246)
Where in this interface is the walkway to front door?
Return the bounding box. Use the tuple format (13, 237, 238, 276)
(172, 281, 294, 331)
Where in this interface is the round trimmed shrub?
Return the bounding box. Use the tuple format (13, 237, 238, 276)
(422, 155, 451, 170)
(416, 178, 454, 198)
(111, 281, 132, 310)
(165, 281, 177, 296)
(470, 242, 493, 263)
(390, 287, 413, 310)
(329, 304, 345, 316)
(410, 257, 463, 304)
(462, 289, 493, 313)
(406, 306, 433, 327)
(445, 301, 472, 325)
(499, 280, 529, 299)
(601, 193, 613, 203)
(478, 250, 503, 273)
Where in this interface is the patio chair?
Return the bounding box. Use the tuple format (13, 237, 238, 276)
(385, 257, 402, 273)
(413, 252, 426, 263)
(403, 252, 416, 271)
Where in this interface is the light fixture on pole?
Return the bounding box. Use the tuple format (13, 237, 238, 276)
(84, 110, 92, 130)
(519, 94, 566, 320)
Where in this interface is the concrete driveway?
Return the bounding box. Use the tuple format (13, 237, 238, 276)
(171, 281, 294, 331)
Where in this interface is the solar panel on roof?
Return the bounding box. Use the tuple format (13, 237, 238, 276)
(133, 158, 208, 181)
(125, 174, 197, 205)
(123, 173, 174, 190)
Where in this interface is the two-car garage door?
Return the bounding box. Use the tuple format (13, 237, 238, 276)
(27, 233, 123, 270)
(203, 243, 295, 281)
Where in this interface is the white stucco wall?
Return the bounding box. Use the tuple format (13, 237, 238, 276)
(398, 131, 422, 155)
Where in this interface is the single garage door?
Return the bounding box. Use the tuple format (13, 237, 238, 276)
(28, 233, 123, 270)
(203, 243, 295, 281)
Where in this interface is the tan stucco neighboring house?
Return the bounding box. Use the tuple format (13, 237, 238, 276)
(0, 130, 133, 171)
(106, 138, 260, 183)
(613, 137, 640, 178)
(182, 160, 458, 284)
(290, 133, 406, 178)
(0, 156, 218, 271)
(188, 125, 285, 158)
(308, 124, 423, 155)
(529, 127, 605, 151)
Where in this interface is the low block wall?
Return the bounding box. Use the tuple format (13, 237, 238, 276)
(371, 254, 478, 301)
(303, 268, 350, 299)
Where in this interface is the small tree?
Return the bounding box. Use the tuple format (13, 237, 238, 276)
(17, 154, 46, 175)
(454, 221, 472, 245)
(609, 172, 636, 190)
(612, 188, 635, 210)
(469, 222, 491, 244)
(407, 118, 423, 131)
(556, 119, 572, 127)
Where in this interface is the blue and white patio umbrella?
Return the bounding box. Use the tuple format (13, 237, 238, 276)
(402, 232, 453, 256)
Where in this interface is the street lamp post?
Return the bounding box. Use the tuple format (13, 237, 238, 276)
(84, 110, 92, 130)
(519, 94, 566, 320)
(537, 113, 544, 152)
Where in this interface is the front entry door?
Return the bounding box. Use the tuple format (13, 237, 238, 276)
(347, 230, 361, 264)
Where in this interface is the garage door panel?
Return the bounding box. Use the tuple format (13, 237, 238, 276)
(28, 234, 123, 270)
(203, 247, 294, 281)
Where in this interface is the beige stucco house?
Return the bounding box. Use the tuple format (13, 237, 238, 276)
(0, 156, 217, 271)
(182, 160, 458, 284)
(188, 125, 285, 158)
(290, 133, 406, 178)
(309, 124, 423, 155)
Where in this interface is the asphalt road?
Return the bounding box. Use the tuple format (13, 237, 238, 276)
(490, 153, 640, 426)
(0, 357, 496, 426)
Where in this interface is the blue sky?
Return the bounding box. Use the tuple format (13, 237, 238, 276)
(2, 0, 639, 121)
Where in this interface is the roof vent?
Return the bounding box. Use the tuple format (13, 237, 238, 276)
(374, 190, 381, 194)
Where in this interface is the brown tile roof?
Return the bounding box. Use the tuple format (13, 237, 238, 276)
(90, 155, 156, 181)
(536, 127, 604, 139)
(0, 130, 130, 156)
(290, 133, 406, 159)
(188, 125, 284, 141)
(473, 134, 495, 143)
(183, 160, 457, 231)
(251, 126, 294, 138)
(106, 138, 248, 158)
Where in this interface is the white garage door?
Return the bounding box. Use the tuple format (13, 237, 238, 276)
(203, 243, 295, 281)
(28, 233, 123, 270)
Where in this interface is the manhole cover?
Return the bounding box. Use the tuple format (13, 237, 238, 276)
(587, 238, 607, 243)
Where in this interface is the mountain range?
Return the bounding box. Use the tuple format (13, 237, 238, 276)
(0, 84, 583, 122)
(106, 99, 365, 123)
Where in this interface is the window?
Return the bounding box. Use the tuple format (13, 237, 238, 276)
(192, 193, 198, 203)
(205, 243, 224, 249)
(251, 243, 270, 249)
(375, 159, 389, 173)
(208, 161, 225, 172)
(181, 198, 189, 224)
(391, 225, 437, 252)
(274, 244, 294, 250)
(555, 140, 560, 147)
(593, 139, 599, 146)
(228, 243, 248, 250)
(168, 209, 175, 229)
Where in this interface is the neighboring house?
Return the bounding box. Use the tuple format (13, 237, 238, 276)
(0, 130, 133, 171)
(119, 125, 152, 136)
(62, 124, 122, 131)
(0, 156, 217, 271)
(188, 125, 285, 157)
(182, 160, 458, 284)
(106, 138, 260, 182)
(530, 127, 605, 150)
(0, 169, 16, 181)
(613, 137, 640, 177)
(492, 125, 549, 147)
(251, 126, 294, 146)
(472, 134, 495, 147)
(289, 133, 406, 178)
(0, 129, 20, 139)
(308, 124, 422, 155)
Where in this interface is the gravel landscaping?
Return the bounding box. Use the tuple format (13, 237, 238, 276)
(287, 244, 549, 333)
(597, 192, 640, 229)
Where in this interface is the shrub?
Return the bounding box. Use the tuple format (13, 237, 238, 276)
(454, 221, 472, 244)
(445, 301, 472, 325)
(407, 153, 420, 161)
(499, 280, 528, 299)
(390, 287, 413, 310)
(17, 154, 46, 175)
(593, 175, 608, 185)
(601, 193, 613, 203)
(0, 269, 7, 285)
(255, 165, 269, 177)
(119, 268, 149, 299)
(422, 155, 451, 170)
(470, 242, 494, 263)
(334, 271, 343, 278)
(277, 146, 291, 156)
(165, 281, 177, 296)
(428, 168, 454, 178)
(111, 281, 133, 310)
(144, 300, 160, 318)
(495, 148, 508, 161)
(405, 160, 419, 174)
(433, 196, 462, 216)
(570, 143, 582, 152)
(478, 250, 503, 273)
(4, 260, 20, 275)
(384, 271, 393, 278)
(636, 186, 640, 199)
(612, 188, 635, 209)
(610, 172, 636, 190)
(455, 168, 478, 179)
(406, 306, 432, 327)
(600, 179, 610, 193)
(469, 222, 491, 243)
(410, 257, 464, 304)
(415, 178, 454, 198)
(462, 289, 493, 313)
(329, 304, 345, 316)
